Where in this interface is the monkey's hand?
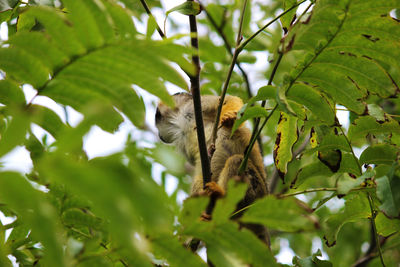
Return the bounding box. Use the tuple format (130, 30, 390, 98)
(204, 181, 225, 197)
(220, 111, 237, 128)
(200, 182, 224, 222)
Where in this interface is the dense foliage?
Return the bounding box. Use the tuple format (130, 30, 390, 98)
(0, 0, 400, 266)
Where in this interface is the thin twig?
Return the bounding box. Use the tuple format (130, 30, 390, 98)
(230, 186, 374, 217)
(239, 105, 277, 174)
(200, 2, 253, 98)
(367, 193, 386, 267)
(238, 0, 307, 52)
(279, 186, 372, 198)
(210, 0, 249, 147)
(238, 51, 284, 174)
(139, 0, 165, 38)
(339, 126, 362, 173)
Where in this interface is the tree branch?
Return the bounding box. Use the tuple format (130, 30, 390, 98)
(187, 0, 212, 188)
(351, 236, 394, 267)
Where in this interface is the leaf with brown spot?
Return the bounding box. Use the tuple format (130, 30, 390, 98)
(273, 112, 298, 181)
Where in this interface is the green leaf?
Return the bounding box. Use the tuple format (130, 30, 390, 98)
(103, 0, 137, 39)
(38, 153, 174, 252)
(152, 234, 206, 267)
(367, 104, 386, 121)
(232, 106, 269, 134)
(62, 209, 103, 230)
(0, 172, 66, 266)
(307, 133, 351, 154)
(287, 83, 335, 124)
(274, 112, 298, 179)
(237, 53, 257, 64)
(186, 222, 277, 267)
(166, 2, 202, 16)
(6, 224, 30, 250)
(151, 143, 186, 176)
(241, 196, 315, 232)
(291, 161, 333, 189)
(293, 249, 333, 267)
(348, 116, 400, 140)
(213, 181, 247, 224)
(337, 170, 374, 195)
(318, 149, 342, 173)
(8, 31, 68, 72)
(338, 153, 361, 176)
(179, 197, 208, 233)
(359, 144, 398, 165)
(0, 47, 50, 88)
(0, 9, 13, 24)
(287, 0, 400, 114)
(323, 193, 370, 247)
(248, 85, 276, 105)
(0, 79, 25, 105)
(62, 0, 112, 49)
(375, 212, 400, 237)
(16, 10, 36, 32)
(28, 7, 86, 57)
(280, 0, 298, 31)
(146, 16, 157, 38)
(376, 175, 400, 218)
(41, 40, 186, 128)
(30, 105, 67, 138)
(25, 133, 45, 163)
(0, 109, 29, 157)
(77, 257, 113, 267)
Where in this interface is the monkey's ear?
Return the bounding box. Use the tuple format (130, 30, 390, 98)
(171, 92, 192, 107)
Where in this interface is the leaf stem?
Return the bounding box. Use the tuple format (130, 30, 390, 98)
(139, 0, 165, 39)
(339, 126, 362, 174)
(210, 0, 248, 147)
(367, 193, 386, 267)
(279, 186, 372, 198)
(239, 105, 277, 174)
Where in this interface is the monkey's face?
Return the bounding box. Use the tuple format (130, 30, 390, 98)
(155, 92, 195, 144)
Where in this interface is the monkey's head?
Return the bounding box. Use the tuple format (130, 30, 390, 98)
(155, 92, 196, 148)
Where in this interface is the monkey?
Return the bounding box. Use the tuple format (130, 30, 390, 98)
(155, 92, 269, 244)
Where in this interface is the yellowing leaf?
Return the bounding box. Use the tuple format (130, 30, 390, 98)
(274, 112, 298, 179)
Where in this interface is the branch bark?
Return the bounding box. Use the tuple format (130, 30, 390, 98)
(187, 0, 212, 188)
